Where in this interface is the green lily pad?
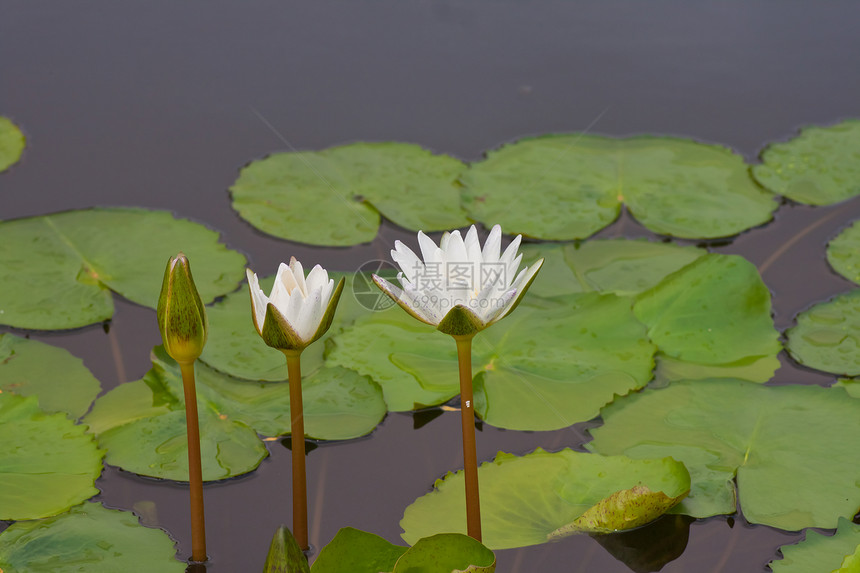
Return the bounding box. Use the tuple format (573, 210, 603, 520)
(84, 346, 385, 481)
(312, 528, 407, 573)
(0, 393, 103, 520)
(770, 518, 860, 573)
(519, 239, 705, 298)
(829, 221, 860, 285)
(461, 134, 776, 240)
(0, 502, 185, 573)
(392, 534, 495, 573)
(786, 289, 860, 376)
(588, 379, 860, 530)
(753, 119, 860, 205)
(0, 208, 246, 330)
(230, 142, 470, 247)
(0, 333, 100, 419)
(400, 449, 689, 549)
(263, 526, 310, 573)
(328, 293, 656, 430)
(633, 254, 781, 383)
(0, 117, 26, 172)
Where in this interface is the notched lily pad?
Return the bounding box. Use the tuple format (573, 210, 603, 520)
(786, 289, 860, 376)
(829, 221, 860, 285)
(0, 393, 103, 520)
(230, 142, 470, 246)
(589, 379, 860, 530)
(754, 119, 860, 205)
(400, 449, 689, 550)
(461, 134, 776, 240)
(0, 207, 246, 330)
(0, 333, 101, 419)
(0, 502, 185, 573)
(0, 116, 26, 172)
(770, 518, 860, 573)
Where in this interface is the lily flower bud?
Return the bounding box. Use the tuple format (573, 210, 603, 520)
(157, 252, 208, 364)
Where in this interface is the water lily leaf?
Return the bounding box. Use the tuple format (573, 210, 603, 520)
(263, 526, 310, 573)
(633, 253, 781, 383)
(520, 238, 705, 298)
(461, 134, 776, 240)
(770, 518, 860, 573)
(0, 208, 246, 330)
(84, 346, 385, 480)
(400, 449, 688, 549)
(230, 142, 469, 246)
(0, 393, 103, 520)
(328, 293, 655, 430)
(0, 333, 100, 419)
(0, 502, 185, 573)
(0, 117, 25, 172)
(588, 379, 860, 530)
(753, 119, 860, 206)
(828, 221, 860, 286)
(392, 534, 495, 573)
(311, 527, 406, 573)
(786, 290, 860, 376)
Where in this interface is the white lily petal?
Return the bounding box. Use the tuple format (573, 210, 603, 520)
(305, 264, 329, 295)
(285, 285, 306, 328)
(294, 285, 322, 341)
(275, 262, 299, 296)
(464, 225, 483, 265)
(500, 234, 523, 268)
(417, 232, 440, 264)
(497, 259, 544, 320)
(289, 257, 307, 297)
(392, 242, 425, 285)
(484, 288, 518, 326)
(506, 253, 524, 288)
(373, 275, 439, 325)
(481, 225, 502, 264)
(438, 231, 452, 252)
(445, 230, 467, 263)
(246, 269, 268, 334)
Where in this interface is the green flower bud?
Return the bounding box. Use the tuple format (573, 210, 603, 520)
(157, 253, 208, 364)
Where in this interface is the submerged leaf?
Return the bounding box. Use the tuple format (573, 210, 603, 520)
(0, 208, 246, 330)
(311, 528, 406, 573)
(0, 393, 103, 520)
(753, 119, 860, 205)
(786, 289, 860, 376)
(392, 534, 495, 573)
(0, 116, 25, 172)
(400, 449, 688, 549)
(770, 518, 860, 572)
(589, 379, 860, 530)
(263, 526, 310, 573)
(0, 502, 185, 572)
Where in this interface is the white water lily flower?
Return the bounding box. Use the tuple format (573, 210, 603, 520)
(373, 225, 543, 337)
(246, 257, 344, 352)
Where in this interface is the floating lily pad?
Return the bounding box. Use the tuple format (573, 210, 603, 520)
(633, 254, 781, 383)
(0, 333, 100, 419)
(230, 142, 470, 246)
(392, 534, 495, 573)
(400, 449, 689, 549)
(0, 393, 103, 520)
(786, 290, 860, 376)
(0, 502, 185, 573)
(828, 221, 860, 285)
(0, 208, 246, 330)
(461, 134, 776, 240)
(0, 117, 25, 172)
(328, 293, 655, 430)
(589, 379, 860, 530)
(770, 518, 860, 573)
(753, 119, 860, 205)
(520, 239, 706, 298)
(312, 528, 407, 573)
(84, 346, 385, 481)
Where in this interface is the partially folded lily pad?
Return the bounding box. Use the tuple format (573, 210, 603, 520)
(84, 346, 385, 481)
(786, 289, 860, 376)
(753, 119, 860, 205)
(0, 393, 103, 520)
(0, 208, 246, 330)
(312, 527, 407, 573)
(0, 502, 185, 572)
(519, 239, 705, 298)
(392, 534, 495, 573)
(328, 293, 656, 430)
(401, 449, 688, 549)
(0, 333, 101, 419)
(230, 142, 470, 246)
(633, 254, 781, 383)
(0, 116, 25, 172)
(461, 134, 776, 240)
(770, 518, 860, 573)
(589, 379, 860, 530)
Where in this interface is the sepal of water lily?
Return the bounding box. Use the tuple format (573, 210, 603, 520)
(157, 252, 208, 364)
(247, 258, 345, 352)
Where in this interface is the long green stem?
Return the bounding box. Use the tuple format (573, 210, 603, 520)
(179, 361, 207, 563)
(455, 335, 482, 541)
(284, 350, 309, 551)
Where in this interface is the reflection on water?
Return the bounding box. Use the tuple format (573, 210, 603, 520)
(593, 514, 694, 573)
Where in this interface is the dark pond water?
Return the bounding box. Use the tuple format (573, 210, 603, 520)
(3, 1, 860, 571)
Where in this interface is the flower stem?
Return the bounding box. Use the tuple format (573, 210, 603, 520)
(284, 350, 309, 551)
(455, 334, 482, 542)
(179, 361, 207, 563)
